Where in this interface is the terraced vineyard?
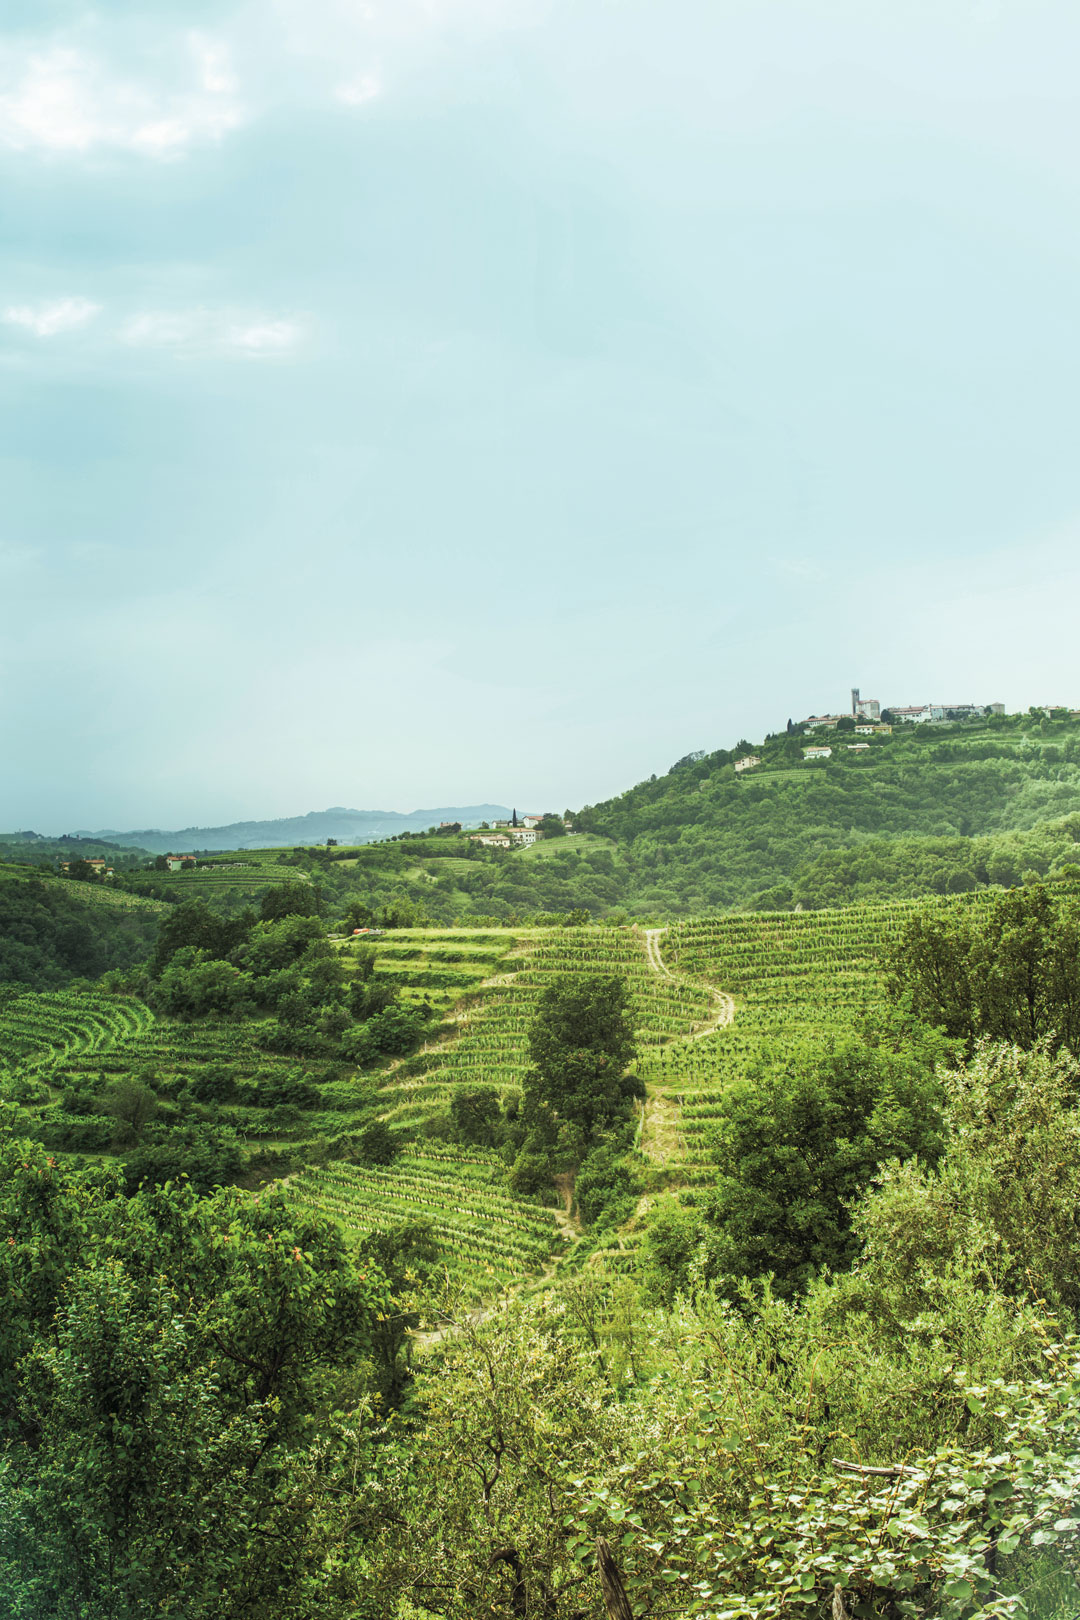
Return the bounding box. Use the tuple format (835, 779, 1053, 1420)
(144, 864, 298, 895)
(372, 926, 712, 1131)
(291, 1145, 567, 1303)
(644, 897, 983, 1178)
(0, 991, 155, 1076)
(0, 904, 967, 1301)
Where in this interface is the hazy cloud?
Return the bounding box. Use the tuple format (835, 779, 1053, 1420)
(120, 307, 304, 355)
(335, 72, 381, 106)
(0, 35, 244, 157)
(3, 296, 100, 335)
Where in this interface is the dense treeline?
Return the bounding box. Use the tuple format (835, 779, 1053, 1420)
(889, 881, 1080, 1053)
(0, 878, 159, 987)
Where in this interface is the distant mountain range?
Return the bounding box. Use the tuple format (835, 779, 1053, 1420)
(72, 805, 515, 855)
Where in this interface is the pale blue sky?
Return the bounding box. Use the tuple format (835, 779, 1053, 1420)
(4, 0, 1080, 830)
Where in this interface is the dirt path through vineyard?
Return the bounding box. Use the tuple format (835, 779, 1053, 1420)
(639, 927, 734, 1162)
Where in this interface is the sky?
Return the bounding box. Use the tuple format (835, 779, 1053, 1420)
(4, 0, 1080, 832)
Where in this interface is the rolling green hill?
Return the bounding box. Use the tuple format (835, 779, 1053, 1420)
(568, 709, 1080, 915)
(255, 711, 1080, 923)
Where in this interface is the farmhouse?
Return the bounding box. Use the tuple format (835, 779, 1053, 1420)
(803, 746, 833, 760)
(734, 755, 761, 773)
(470, 834, 511, 848)
(508, 828, 538, 846)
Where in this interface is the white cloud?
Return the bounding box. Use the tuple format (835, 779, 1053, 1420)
(227, 320, 302, 352)
(121, 307, 304, 357)
(0, 36, 244, 158)
(335, 72, 381, 106)
(3, 296, 100, 336)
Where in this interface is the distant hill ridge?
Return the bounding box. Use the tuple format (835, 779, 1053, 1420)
(72, 805, 514, 855)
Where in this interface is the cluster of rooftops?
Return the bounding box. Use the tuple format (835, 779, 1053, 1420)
(733, 689, 1011, 775)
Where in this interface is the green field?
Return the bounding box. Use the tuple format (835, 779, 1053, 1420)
(517, 832, 615, 860)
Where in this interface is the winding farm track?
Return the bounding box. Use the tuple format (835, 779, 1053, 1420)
(642, 928, 735, 1036)
(639, 928, 735, 1164)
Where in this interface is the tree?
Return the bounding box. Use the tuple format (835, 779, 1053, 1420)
(538, 815, 566, 839)
(151, 901, 250, 977)
(891, 884, 1080, 1053)
(154, 947, 244, 1019)
(649, 1031, 947, 1300)
(524, 974, 637, 1144)
(0, 1149, 391, 1617)
(101, 1076, 158, 1143)
(451, 1084, 501, 1147)
(358, 1119, 402, 1164)
(260, 881, 321, 922)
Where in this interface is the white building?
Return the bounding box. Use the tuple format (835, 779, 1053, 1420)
(803, 746, 833, 760)
(509, 828, 538, 846)
(890, 704, 945, 724)
(734, 754, 761, 773)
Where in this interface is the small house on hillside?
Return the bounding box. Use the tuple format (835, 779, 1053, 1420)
(508, 828, 538, 845)
(521, 814, 546, 828)
(803, 746, 833, 760)
(470, 834, 511, 848)
(845, 743, 870, 751)
(734, 755, 761, 773)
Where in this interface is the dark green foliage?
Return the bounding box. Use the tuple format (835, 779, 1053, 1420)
(645, 1029, 948, 1301)
(0, 878, 158, 987)
(122, 1124, 245, 1194)
(150, 900, 251, 977)
(574, 1142, 641, 1229)
(0, 1139, 391, 1617)
(450, 1084, 501, 1147)
(525, 973, 637, 1142)
(357, 1218, 440, 1407)
(259, 881, 321, 921)
(341, 1003, 427, 1065)
(348, 975, 397, 1020)
(357, 1119, 403, 1164)
(99, 1076, 158, 1143)
(508, 1150, 555, 1197)
(891, 882, 1080, 1052)
(154, 946, 244, 1018)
